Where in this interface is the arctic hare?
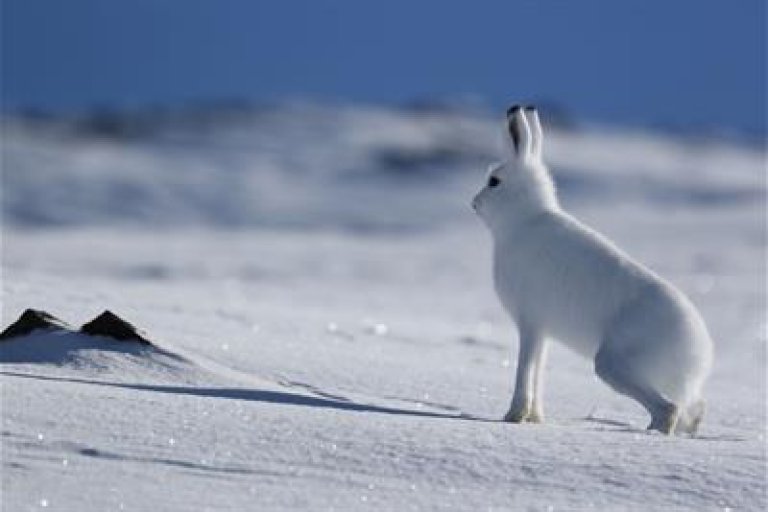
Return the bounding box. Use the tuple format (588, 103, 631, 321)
(472, 105, 713, 434)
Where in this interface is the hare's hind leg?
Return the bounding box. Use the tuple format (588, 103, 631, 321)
(594, 346, 679, 434)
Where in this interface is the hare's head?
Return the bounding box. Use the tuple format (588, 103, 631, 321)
(472, 105, 558, 231)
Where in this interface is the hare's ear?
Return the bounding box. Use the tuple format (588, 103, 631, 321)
(524, 105, 543, 161)
(505, 105, 532, 158)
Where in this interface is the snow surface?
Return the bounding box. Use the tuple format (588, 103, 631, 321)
(2, 105, 766, 511)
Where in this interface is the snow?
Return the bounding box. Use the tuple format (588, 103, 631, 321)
(2, 104, 766, 511)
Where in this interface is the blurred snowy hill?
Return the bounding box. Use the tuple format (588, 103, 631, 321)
(3, 102, 764, 231)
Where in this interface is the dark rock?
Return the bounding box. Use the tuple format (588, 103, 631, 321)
(79, 310, 152, 345)
(0, 309, 72, 340)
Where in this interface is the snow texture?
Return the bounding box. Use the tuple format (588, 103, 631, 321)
(2, 104, 766, 511)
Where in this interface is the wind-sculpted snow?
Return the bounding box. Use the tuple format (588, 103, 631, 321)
(1, 103, 766, 510)
(3, 221, 766, 510)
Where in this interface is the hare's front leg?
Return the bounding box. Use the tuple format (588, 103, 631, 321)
(504, 327, 545, 423)
(529, 340, 549, 423)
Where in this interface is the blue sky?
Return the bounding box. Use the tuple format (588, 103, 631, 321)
(2, 1, 765, 135)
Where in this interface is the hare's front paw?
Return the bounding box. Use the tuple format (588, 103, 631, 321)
(503, 407, 544, 423)
(503, 405, 530, 423)
(527, 409, 544, 424)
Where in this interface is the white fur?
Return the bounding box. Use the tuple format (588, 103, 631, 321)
(472, 106, 713, 434)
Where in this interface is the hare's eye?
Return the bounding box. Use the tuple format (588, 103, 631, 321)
(488, 176, 501, 188)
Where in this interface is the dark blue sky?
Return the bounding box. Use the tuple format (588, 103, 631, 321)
(2, 1, 766, 135)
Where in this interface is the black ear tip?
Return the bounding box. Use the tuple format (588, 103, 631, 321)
(524, 105, 537, 112)
(506, 104, 521, 117)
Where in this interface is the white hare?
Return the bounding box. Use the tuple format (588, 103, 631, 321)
(472, 105, 713, 434)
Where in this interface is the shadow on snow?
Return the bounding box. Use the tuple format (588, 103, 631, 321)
(0, 370, 480, 422)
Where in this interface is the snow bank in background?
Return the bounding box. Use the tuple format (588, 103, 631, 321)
(3, 103, 764, 231)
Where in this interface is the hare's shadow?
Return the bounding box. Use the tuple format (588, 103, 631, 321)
(0, 370, 481, 421)
(0, 331, 482, 421)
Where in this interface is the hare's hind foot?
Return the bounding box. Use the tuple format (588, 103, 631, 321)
(676, 399, 706, 435)
(647, 403, 679, 435)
